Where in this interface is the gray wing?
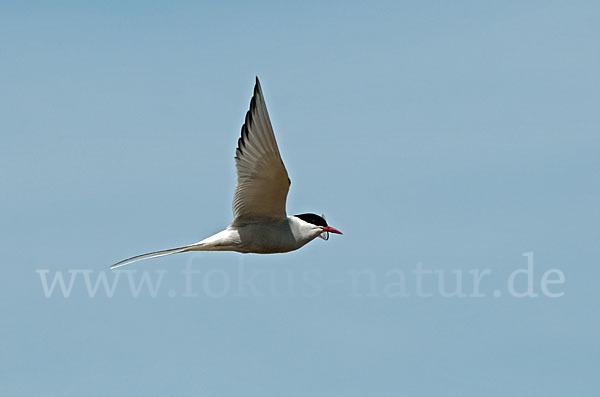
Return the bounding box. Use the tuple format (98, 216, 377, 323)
(232, 77, 290, 224)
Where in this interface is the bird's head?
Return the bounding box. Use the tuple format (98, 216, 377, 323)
(294, 213, 342, 240)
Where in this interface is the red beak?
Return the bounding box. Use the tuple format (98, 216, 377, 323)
(321, 226, 342, 235)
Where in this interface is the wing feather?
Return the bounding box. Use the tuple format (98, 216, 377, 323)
(231, 78, 290, 224)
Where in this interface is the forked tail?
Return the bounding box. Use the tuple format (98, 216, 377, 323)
(110, 245, 194, 269)
(110, 229, 235, 269)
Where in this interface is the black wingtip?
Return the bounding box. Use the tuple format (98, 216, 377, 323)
(254, 76, 262, 93)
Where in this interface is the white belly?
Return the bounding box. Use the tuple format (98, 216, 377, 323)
(193, 217, 321, 254)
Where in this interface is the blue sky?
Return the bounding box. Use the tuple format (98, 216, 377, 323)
(1, 1, 599, 396)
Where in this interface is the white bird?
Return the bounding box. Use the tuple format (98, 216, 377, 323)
(111, 77, 342, 269)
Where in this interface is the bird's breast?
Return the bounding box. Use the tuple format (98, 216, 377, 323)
(232, 219, 316, 254)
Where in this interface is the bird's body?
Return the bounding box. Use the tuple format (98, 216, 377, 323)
(111, 78, 341, 269)
(196, 216, 324, 254)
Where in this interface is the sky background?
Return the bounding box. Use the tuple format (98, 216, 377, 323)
(2, 1, 599, 396)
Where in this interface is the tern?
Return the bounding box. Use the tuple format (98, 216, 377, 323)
(111, 77, 342, 269)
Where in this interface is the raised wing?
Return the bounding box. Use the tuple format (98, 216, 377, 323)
(231, 77, 290, 224)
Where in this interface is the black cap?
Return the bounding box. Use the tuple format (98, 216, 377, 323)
(294, 213, 328, 227)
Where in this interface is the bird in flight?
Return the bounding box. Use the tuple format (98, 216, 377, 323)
(111, 77, 342, 269)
